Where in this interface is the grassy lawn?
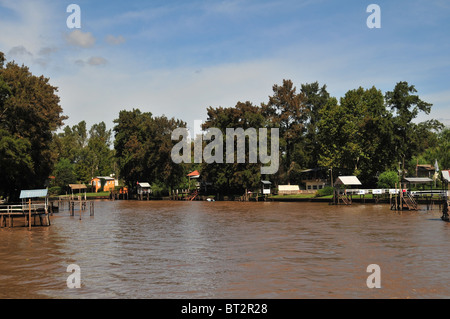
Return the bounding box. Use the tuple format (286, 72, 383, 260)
(57, 192, 111, 198)
(269, 194, 317, 199)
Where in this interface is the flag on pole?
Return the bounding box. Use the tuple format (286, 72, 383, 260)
(435, 159, 439, 172)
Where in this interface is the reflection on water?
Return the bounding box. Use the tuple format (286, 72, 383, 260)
(0, 200, 449, 298)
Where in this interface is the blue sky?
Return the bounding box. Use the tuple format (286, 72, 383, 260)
(0, 0, 449, 133)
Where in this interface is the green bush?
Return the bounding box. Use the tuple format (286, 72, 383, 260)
(377, 171, 399, 188)
(48, 186, 62, 195)
(315, 186, 334, 197)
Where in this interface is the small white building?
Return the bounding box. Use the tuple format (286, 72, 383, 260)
(261, 181, 272, 195)
(137, 182, 152, 195)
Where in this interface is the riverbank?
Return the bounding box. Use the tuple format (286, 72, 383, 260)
(50, 192, 445, 206)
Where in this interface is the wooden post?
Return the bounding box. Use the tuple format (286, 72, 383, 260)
(28, 199, 31, 230)
(47, 209, 51, 225)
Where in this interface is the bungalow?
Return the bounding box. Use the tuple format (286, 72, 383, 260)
(91, 176, 116, 193)
(300, 168, 329, 191)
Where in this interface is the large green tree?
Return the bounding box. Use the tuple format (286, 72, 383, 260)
(52, 120, 115, 184)
(0, 52, 66, 200)
(113, 109, 186, 193)
(202, 101, 269, 196)
(317, 82, 439, 186)
(263, 79, 307, 184)
(385, 81, 439, 176)
(301, 82, 331, 169)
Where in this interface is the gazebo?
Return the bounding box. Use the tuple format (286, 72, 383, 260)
(69, 184, 87, 200)
(333, 176, 362, 205)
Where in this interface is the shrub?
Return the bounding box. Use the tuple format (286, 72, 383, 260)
(377, 171, 399, 188)
(316, 186, 334, 197)
(48, 186, 62, 196)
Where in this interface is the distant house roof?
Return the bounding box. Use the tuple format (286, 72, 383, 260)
(93, 176, 115, 180)
(261, 180, 272, 185)
(19, 189, 48, 199)
(69, 184, 87, 190)
(402, 177, 433, 184)
(442, 170, 450, 182)
(300, 168, 326, 173)
(187, 170, 200, 178)
(334, 176, 362, 186)
(417, 164, 435, 171)
(138, 182, 151, 188)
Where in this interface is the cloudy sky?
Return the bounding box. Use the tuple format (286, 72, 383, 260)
(0, 0, 449, 133)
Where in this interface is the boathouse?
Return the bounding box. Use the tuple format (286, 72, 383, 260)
(0, 189, 51, 229)
(402, 177, 433, 190)
(261, 180, 272, 195)
(333, 176, 362, 205)
(137, 182, 152, 200)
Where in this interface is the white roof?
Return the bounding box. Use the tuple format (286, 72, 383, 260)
(403, 177, 433, 184)
(278, 185, 300, 191)
(138, 182, 151, 188)
(442, 170, 450, 182)
(334, 176, 362, 186)
(20, 189, 48, 199)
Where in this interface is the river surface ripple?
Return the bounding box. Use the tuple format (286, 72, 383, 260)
(0, 200, 448, 299)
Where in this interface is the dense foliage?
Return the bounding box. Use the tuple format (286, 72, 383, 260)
(0, 51, 447, 200)
(0, 53, 66, 200)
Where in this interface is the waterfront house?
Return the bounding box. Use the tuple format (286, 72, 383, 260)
(299, 168, 329, 191)
(91, 176, 116, 193)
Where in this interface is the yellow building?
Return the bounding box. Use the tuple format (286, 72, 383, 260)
(91, 176, 116, 193)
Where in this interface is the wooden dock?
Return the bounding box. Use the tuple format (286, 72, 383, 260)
(0, 202, 51, 229)
(57, 196, 94, 219)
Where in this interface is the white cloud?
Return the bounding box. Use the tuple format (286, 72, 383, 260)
(72, 56, 108, 67)
(8, 45, 33, 57)
(87, 56, 108, 66)
(0, 0, 59, 55)
(106, 35, 126, 45)
(66, 30, 96, 48)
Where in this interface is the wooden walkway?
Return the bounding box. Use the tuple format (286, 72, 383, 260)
(0, 203, 51, 229)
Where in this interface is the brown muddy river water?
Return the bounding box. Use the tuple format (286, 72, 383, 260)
(0, 200, 449, 299)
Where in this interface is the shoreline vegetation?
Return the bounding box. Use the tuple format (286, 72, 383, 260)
(57, 191, 444, 205)
(1, 52, 449, 203)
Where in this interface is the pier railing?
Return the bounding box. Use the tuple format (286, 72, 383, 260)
(0, 203, 50, 229)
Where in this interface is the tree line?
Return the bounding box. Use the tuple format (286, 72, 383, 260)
(0, 52, 448, 201)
